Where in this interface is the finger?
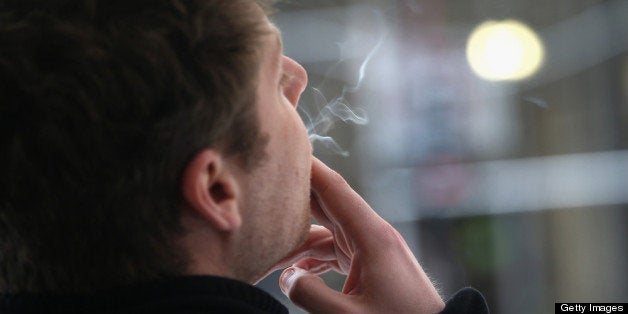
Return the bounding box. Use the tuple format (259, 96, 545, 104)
(293, 258, 343, 275)
(280, 266, 354, 314)
(270, 225, 336, 270)
(309, 191, 333, 231)
(310, 157, 384, 236)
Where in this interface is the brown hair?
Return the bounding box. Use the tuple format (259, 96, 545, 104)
(0, 0, 271, 292)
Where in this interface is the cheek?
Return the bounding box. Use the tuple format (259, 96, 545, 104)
(274, 108, 310, 153)
(288, 108, 311, 150)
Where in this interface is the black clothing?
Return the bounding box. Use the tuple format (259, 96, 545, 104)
(0, 276, 488, 313)
(442, 287, 490, 314)
(0, 276, 287, 314)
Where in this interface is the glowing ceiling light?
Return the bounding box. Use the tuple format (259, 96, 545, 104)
(466, 20, 544, 81)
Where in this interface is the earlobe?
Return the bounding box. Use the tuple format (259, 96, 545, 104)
(181, 149, 242, 231)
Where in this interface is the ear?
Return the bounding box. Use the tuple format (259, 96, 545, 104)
(181, 149, 242, 231)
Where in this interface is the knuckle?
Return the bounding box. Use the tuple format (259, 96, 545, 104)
(374, 222, 405, 247)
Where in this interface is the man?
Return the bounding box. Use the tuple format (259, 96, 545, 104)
(0, 0, 487, 312)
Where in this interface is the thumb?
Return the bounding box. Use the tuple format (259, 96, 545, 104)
(280, 266, 350, 313)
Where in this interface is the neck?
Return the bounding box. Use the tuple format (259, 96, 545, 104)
(179, 210, 239, 281)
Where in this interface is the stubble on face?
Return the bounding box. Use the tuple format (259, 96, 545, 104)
(228, 10, 312, 283)
(232, 164, 311, 283)
(234, 177, 310, 283)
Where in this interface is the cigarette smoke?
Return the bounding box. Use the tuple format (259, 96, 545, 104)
(299, 19, 385, 156)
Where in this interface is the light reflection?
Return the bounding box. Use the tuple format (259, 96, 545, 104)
(466, 20, 544, 81)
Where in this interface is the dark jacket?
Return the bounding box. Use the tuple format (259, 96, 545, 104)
(0, 276, 488, 313)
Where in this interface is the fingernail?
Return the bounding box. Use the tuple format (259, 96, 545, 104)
(280, 268, 296, 294)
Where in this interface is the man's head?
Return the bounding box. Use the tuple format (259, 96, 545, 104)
(0, 0, 311, 293)
(178, 17, 312, 283)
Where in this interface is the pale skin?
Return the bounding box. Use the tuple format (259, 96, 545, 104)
(178, 7, 445, 313)
(271, 158, 446, 313)
(178, 20, 312, 283)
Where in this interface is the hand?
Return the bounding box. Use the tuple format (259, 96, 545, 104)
(277, 157, 445, 313)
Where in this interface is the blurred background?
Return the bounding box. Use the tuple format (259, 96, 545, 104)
(257, 0, 628, 313)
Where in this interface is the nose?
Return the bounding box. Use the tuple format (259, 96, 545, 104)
(281, 56, 308, 108)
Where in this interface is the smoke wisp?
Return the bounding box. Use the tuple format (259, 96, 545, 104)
(299, 18, 385, 156)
